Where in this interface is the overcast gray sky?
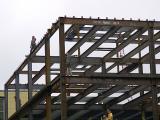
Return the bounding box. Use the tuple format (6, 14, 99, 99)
(0, 0, 160, 89)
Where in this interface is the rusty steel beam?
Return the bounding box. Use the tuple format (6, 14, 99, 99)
(123, 87, 160, 111)
(68, 85, 124, 119)
(89, 86, 148, 119)
(68, 85, 99, 105)
(103, 28, 147, 61)
(30, 56, 160, 65)
(105, 31, 160, 73)
(67, 31, 143, 40)
(66, 38, 160, 44)
(34, 103, 157, 112)
(65, 75, 160, 85)
(52, 85, 100, 119)
(62, 17, 160, 28)
(86, 85, 124, 106)
(80, 26, 120, 57)
(8, 84, 44, 89)
(105, 85, 147, 107)
(67, 25, 101, 55)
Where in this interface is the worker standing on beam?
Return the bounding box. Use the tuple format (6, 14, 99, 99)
(30, 35, 36, 52)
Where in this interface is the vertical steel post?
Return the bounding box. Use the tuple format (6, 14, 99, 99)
(45, 35, 52, 120)
(77, 25, 81, 56)
(148, 22, 159, 120)
(59, 17, 67, 120)
(28, 62, 33, 120)
(139, 42, 145, 120)
(138, 37, 144, 96)
(102, 60, 106, 74)
(4, 85, 8, 120)
(15, 73, 20, 111)
(138, 37, 143, 75)
(116, 42, 120, 73)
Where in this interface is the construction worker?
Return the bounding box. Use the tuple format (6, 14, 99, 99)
(30, 36, 36, 52)
(105, 109, 113, 120)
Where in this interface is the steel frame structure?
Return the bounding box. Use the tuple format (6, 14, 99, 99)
(5, 17, 160, 120)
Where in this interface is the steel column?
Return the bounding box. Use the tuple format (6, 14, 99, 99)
(59, 17, 67, 120)
(28, 62, 33, 120)
(45, 36, 52, 120)
(149, 23, 159, 120)
(15, 73, 20, 111)
(102, 60, 106, 74)
(4, 85, 8, 120)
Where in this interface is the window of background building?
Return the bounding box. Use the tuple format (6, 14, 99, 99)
(0, 97, 5, 120)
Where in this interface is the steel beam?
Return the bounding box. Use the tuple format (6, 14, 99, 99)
(106, 31, 160, 73)
(62, 17, 160, 28)
(65, 75, 160, 85)
(31, 56, 102, 65)
(8, 84, 44, 89)
(68, 85, 99, 105)
(106, 86, 147, 107)
(69, 85, 124, 119)
(105, 39, 149, 73)
(87, 85, 124, 106)
(103, 28, 147, 61)
(53, 85, 100, 119)
(7, 84, 88, 93)
(34, 104, 156, 112)
(80, 26, 120, 57)
(32, 66, 45, 84)
(30, 56, 160, 65)
(91, 86, 147, 119)
(123, 92, 151, 109)
(67, 25, 101, 55)
(84, 65, 100, 75)
(66, 38, 160, 44)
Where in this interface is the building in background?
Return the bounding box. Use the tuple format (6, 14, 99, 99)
(0, 90, 35, 119)
(0, 95, 5, 120)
